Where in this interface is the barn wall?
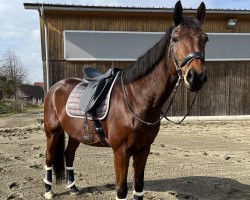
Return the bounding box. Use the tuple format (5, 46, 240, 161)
(164, 61, 250, 116)
(42, 9, 250, 116)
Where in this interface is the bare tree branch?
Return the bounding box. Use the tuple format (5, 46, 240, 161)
(0, 49, 28, 99)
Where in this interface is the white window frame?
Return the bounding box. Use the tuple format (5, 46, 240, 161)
(64, 31, 250, 61)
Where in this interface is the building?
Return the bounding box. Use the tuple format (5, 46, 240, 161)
(15, 84, 44, 105)
(34, 82, 44, 90)
(24, 3, 250, 116)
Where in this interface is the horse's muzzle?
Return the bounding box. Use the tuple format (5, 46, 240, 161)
(184, 68, 207, 92)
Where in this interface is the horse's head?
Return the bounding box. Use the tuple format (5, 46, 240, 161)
(169, 1, 208, 92)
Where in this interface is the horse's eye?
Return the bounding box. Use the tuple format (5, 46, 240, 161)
(204, 35, 209, 43)
(172, 37, 178, 42)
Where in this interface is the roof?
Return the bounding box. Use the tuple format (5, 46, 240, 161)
(34, 82, 44, 89)
(20, 84, 44, 98)
(23, 3, 250, 15)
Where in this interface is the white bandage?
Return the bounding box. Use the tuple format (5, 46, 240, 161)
(44, 165, 52, 170)
(66, 166, 74, 170)
(43, 178, 52, 185)
(66, 181, 76, 188)
(133, 190, 145, 196)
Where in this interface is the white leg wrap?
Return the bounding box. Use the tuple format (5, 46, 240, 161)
(133, 190, 145, 196)
(116, 196, 127, 200)
(44, 190, 53, 199)
(45, 165, 52, 170)
(44, 178, 52, 185)
(66, 180, 76, 189)
(66, 166, 74, 170)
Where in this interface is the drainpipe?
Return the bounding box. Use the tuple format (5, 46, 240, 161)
(40, 4, 50, 93)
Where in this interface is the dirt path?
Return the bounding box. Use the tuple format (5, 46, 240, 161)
(1, 110, 250, 199)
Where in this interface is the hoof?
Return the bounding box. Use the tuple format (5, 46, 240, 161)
(70, 185, 80, 195)
(44, 190, 54, 199)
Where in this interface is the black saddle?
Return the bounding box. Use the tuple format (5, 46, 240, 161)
(79, 67, 121, 112)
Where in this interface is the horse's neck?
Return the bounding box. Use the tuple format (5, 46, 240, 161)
(128, 58, 178, 115)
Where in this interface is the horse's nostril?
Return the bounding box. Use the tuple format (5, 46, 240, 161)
(186, 69, 194, 84)
(200, 71, 207, 83)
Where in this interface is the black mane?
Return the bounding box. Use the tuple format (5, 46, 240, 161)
(122, 16, 200, 84)
(122, 27, 173, 84)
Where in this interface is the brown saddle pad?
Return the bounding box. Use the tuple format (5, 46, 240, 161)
(66, 73, 119, 120)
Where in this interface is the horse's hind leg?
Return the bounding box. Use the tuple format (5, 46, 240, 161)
(132, 146, 150, 200)
(64, 136, 80, 195)
(44, 128, 65, 199)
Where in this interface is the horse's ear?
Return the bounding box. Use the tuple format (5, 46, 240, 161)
(173, 0, 183, 26)
(196, 2, 206, 25)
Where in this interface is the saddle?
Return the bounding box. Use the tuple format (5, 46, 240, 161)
(79, 67, 121, 112)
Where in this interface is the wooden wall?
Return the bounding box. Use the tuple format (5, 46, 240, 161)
(164, 61, 250, 116)
(41, 9, 250, 116)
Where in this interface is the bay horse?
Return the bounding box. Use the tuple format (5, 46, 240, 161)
(43, 1, 208, 199)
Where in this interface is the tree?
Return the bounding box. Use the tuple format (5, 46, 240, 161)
(0, 49, 28, 100)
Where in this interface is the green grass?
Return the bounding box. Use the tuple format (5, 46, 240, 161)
(0, 99, 43, 115)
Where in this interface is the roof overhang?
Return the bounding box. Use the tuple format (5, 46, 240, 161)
(24, 3, 250, 15)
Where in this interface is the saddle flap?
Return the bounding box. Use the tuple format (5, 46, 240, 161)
(79, 79, 108, 112)
(79, 68, 122, 112)
(93, 79, 107, 100)
(78, 81, 96, 111)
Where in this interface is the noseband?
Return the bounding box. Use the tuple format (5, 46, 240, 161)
(168, 27, 205, 79)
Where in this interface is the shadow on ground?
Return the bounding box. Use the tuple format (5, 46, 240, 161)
(54, 176, 250, 199)
(144, 176, 250, 199)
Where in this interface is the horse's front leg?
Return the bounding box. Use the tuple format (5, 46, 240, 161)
(132, 146, 150, 200)
(64, 137, 80, 195)
(113, 146, 130, 200)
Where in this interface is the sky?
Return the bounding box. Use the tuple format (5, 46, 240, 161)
(1, 0, 250, 84)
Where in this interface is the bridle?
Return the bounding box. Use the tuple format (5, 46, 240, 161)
(159, 26, 206, 124)
(121, 26, 206, 125)
(168, 26, 205, 80)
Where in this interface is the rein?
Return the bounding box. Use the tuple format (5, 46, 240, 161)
(121, 72, 197, 125)
(121, 72, 163, 125)
(160, 83, 198, 124)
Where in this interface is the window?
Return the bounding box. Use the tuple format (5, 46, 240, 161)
(64, 30, 163, 61)
(64, 31, 250, 61)
(205, 33, 250, 61)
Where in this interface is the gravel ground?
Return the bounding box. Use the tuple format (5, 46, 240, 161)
(1, 110, 250, 199)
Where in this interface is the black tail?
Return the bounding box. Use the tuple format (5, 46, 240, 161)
(53, 131, 65, 183)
